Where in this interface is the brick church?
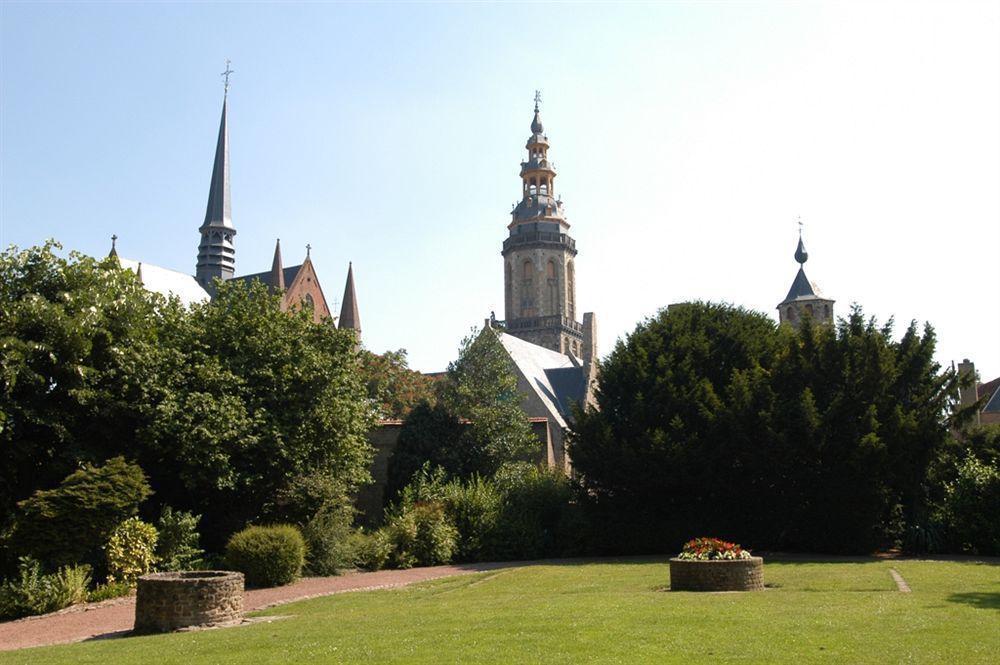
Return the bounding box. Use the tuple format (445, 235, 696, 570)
(110, 86, 360, 335)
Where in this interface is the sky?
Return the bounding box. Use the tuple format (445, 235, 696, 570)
(2, 1, 998, 380)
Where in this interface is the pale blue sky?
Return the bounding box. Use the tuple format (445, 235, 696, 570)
(2, 2, 998, 380)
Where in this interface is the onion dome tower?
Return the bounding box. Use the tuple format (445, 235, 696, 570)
(196, 66, 237, 294)
(501, 92, 590, 358)
(778, 228, 835, 327)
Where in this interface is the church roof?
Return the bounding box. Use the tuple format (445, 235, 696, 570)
(498, 331, 586, 429)
(202, 97, 233, 231)
(118, 258, 210, 307)
(339, 263, 360, 332)
(231, 265, 302, 289)
(782, 267, 823, 303)
(984, 384, 1000, 414)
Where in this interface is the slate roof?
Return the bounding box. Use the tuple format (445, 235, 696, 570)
(498, 332, 586, 429)
(339, 263, 360, 331)
(782, 267, 822, 303)
(980, 377, 1000, 414)
(118, 258, 210, 307)
(202, 97, 233, 231)
(231, 265, 302, 289)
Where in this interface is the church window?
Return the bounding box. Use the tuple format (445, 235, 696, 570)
(804, 304, 814, 316)
(787, 307, 796, 321)
(567, 261, 576, 320)
(302, 293, 314, 309)
(546, 260, 557, 279)
(824, 305, 830, 317)
(522, 260, 533, 280)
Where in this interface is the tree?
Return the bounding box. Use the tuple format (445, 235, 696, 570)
(134, 279, 376, 547)
(359, 348, 437, 420)
(569, 302, 962, 554)
(385, 327, 536, 500)
(0, 242, 158, 526)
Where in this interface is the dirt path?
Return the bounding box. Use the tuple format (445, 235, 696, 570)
(0, 561, 524, 652)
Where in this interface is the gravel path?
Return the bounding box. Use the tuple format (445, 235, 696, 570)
(0, 561, 525, 652)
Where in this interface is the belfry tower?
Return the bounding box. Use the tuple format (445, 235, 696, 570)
(196, 65, 237, 293)
(502, 93, 593, 358)
(778, 227, 834, 327)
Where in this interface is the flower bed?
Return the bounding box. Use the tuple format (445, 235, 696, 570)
(669, 538, 763, 591)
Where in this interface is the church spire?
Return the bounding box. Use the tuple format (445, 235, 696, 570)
(338, 262, 361, 340)
(270, 238, 285, 292)
(196, 64, 238, 293)
(778, 223, 834, 327)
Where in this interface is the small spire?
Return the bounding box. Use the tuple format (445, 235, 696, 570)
(270, 238, 285, 292)
(795, 220, 809, 265)
(109, 234, 118, 259)
(531, 90, 544, 134)
(136, 262, 144, 283)
(339, 262, 361, 338)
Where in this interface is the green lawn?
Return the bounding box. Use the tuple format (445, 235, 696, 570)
(5, 558, 998, 664)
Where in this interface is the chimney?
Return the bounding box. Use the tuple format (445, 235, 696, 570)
(957, 359, 980, 426)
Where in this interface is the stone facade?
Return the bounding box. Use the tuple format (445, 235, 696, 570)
(501, 98, 593, 357)
(668, 558, 765, 592)
(134, 571, 244, 633)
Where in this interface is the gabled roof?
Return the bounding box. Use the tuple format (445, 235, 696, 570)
(118, 258, 210, 307)
(231, 265, 302, 289)
(982, 379, 1000, 414)
(498, 331, 585, 429)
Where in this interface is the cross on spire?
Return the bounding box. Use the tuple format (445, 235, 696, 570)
(306, 243, 312, 258)
(221, 59, 234, 95)
(534, 89, 542, 111)
(111, 234, 118, 248)
(797, 215, 803, 235)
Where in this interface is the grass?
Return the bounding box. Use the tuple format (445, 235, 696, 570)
(4, 558, 998, 663)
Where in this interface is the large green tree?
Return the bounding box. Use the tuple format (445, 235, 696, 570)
(570, 302, 963, 554)
(385, 327, 537, 501)
(1, 243, 375, 551)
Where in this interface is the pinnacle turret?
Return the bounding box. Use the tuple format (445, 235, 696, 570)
(339, 262, 361, 340)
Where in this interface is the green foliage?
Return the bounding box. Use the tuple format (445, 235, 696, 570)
(2, 244, 375, 556)
(570, 302, 961, 554)
(440, 475, 503, 562)
(225, 525, 306, 587)
(12, 457, 151, 570)
(940, 454, 1000, 555)
(105, 517, 158, 584)
(87, 580, 133, 603)
(491, 464, 579, 560)
(154, 507, 204, 572)
(383, 503, 458, 569)
(0, 557, 91, 620)
(0, 243, 160, 526)
(351, 529, 392, 572)
(302, 501, 358, 576)
(386, 327, 536, 499)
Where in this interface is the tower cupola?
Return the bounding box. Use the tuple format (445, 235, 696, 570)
(778, 225, 834, 328)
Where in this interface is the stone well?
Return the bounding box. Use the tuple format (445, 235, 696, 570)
(134, 571, 244, 633)
(669, 557, 764, 592)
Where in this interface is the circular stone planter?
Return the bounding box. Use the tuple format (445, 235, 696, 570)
(669, 557, 764, 592)
(134, 571, 244, 633)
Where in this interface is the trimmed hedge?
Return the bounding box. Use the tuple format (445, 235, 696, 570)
(224, 525, 305, 587)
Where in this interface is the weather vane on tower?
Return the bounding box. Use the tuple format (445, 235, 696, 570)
(534, 90, 542, 111)
(221, 59, 234, 95)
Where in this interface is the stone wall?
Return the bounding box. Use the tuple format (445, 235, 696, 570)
(134, 571, 244, 633)
(669, 557, 764, 592)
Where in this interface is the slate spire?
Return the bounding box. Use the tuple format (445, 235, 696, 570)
(270, 238, 285, 292)
(196, 88, 237, 293)
(339, 262, 361, 339)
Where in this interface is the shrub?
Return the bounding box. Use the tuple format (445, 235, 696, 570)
(385, 503, 457, 569)
(676, 537, 752, 560)
(225, 525, 306, 587)
(155, 507, 204, 572)
(11, 457, 152, 570)
(88, 580, 133, 603)
(441, 476, 502, 561)
(492, 464, 574, 560)
(352, 529, 392, 571)
(302, 501, 358, 576)
(941, 455, 1000, 555)
(0, 557, 91, 620)
(105, 517, 158, 584)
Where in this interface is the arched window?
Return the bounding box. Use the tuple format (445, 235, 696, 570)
(302, 293, 314, 309)
(824, 305, 830, 317)
(787, 307, 796, 321)
(505, 262, 513, 316)
(546, 260, 557, 279)
(804, 304, 814, 316)
(522, 260, 533, 280)
(567, 261, 576, 320)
